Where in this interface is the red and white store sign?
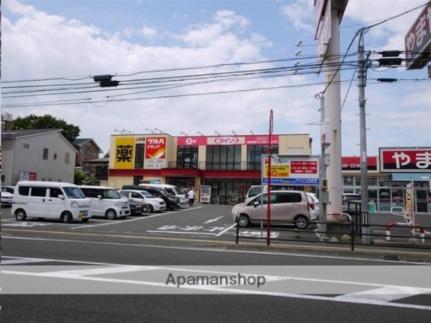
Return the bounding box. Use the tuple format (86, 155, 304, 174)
(177, 135, 279, 146)
(177, 136, 207, 146)
(290, 161, 318, 174)
(342, 156, 377, 171)
(379, 148, 431, 172)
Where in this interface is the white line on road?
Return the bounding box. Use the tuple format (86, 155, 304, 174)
(215, 223, 237, 237)
(204, 216, 223, 224)
(4, 235, 431, 265)
(146, 230, 215, 236)
(70, 206, 204, 230)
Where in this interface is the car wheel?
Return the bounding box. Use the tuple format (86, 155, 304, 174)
(15, 209, 27, 221)
(105, 209, 117, 220)
(238, 214, 250, 227)
(148, 205, 154, 213)
(61, 211, 73, 223)
(82, 218, 89, 223)
(294, 215, 309, 229)
(141, 204, 149, 214)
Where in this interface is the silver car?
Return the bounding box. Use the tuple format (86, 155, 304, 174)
(232, 190, 312, 229)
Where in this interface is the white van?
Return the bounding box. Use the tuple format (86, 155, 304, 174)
(139, 184, 188, 207)
(12, 181, 91, 223)
(120, 189, 166, 213)
(80, 185, 130, 219)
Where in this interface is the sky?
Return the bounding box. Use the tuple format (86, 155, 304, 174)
(2, 0, 431, 156)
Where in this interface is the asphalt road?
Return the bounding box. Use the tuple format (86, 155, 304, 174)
(2, 205, 431, 322)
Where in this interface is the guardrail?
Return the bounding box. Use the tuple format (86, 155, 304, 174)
(234, 218, 431, 251)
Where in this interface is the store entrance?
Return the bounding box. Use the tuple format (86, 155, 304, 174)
(166, 177, 195, 194)
(202, 179, 259, 204)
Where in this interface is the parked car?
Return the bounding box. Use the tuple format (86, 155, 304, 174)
(306, 192, 320, 221)
(120, 189, 166, 213)
(245, 184, 294, 202)
(122, 185, 179, 210)
(12, 181, 91, 222)
(139, 184, 188, 207)
(80, 185, 130, 219)
(119, 193, 148, 216)
(232, 190, 313, 229)
(1, 187, 14, 207)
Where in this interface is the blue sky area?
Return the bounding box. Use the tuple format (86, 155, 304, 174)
(3, 0, 430, 154)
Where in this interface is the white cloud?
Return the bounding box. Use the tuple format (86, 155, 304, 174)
(3, 2, 317, 153)
(140, 26, 157, 38)
(281, 0, 313, 33)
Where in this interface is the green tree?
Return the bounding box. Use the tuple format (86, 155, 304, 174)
(74, 168, 85, 185)
(12, 114, 80, 143)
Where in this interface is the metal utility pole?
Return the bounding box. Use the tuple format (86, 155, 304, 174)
(318, 94, 328, 233)
(357, 30, 370, 242)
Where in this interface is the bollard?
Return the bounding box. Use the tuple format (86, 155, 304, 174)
(235, 223, 240, 245)
(420, 230, 425, 244)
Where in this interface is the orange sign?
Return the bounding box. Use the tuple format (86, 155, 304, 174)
(145, 137, 166, 159)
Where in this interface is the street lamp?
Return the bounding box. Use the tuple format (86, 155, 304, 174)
(145, 128, 154, 134)
(154, 128, 163, 134)
(180, 131, 188, 136)
(214, 131, 221, 136)
(197, 131, 205, 136)
(232, 131, 237, 136)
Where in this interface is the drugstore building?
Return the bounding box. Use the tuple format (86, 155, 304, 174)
(108, 133, 312, 203)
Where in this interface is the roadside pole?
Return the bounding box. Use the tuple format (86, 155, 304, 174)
(357, 30, 370, 244)
(319, 94, 328, 234)
(266, 110, 273, 246)
(324, 4, 342, 222)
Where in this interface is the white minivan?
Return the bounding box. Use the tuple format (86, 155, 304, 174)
(12, 181, 91, 223)
(80, 185, 130, 219)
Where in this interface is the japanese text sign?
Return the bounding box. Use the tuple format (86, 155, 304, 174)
(114, 136, 136, 169)
(262, 156, 319, 186)
(379, 148, 431, 172)
(145, 137, 166, 159)
(405, 2, 431, 69)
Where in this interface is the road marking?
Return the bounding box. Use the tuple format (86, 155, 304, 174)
(1, 257, 53, 265)
(2, 222, 53, 227)
(70, 207, 204, 230)
(204, 216, 223, 224)
(2, 266, 431, 310)
(7, 235, 430, 266)
(215, 223, 236, 237)
(335, 286, 431, 303)
(146, 230, 216, 236)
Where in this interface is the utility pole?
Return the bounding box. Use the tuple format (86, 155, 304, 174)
(357, 29, 370, 242)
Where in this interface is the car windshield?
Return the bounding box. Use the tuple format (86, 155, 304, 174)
(63, 187, 85, 199)
(102, 189, 121, 199)
(141, 190, 153, 198)
(166, 188, 177, 196)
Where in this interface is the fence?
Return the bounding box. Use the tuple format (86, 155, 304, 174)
(234, 218, 431, 251)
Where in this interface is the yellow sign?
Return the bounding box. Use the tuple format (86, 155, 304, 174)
(264, 164, 290, 178)
(114, 136, 136, 169)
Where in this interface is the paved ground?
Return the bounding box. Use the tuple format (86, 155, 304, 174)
(2, 205, 431, 322)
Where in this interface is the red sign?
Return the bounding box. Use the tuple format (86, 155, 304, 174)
(405, 2, 431, 69)
(245, 135, 279, 145)
(177, 136, 207, 146)
(379, 148, 431, 172)
(342, 156, 377, 171)
(207, 136, 245, 145)
(291, 161, 318, 174)
(145, 137, 166, 159)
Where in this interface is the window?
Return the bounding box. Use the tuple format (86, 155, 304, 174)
(30, 187, 47, 197)
(131, 192, 142, 198)
(65, 153, 70, 164)
(19, 186, 30, 196)
(343, 176, 354, 186)
(49, 188, 63, 198)
(177, 146, 198, 168)
(64, 187, 85, 199)
(135, 143, 145, 168)
(276, 193, 302, 203)
(23, 143, 30, 149)
(206, 145, 241, 170)
(247, 145, 278, 170)
(53, 153, 57, 160)
(43, 148, 49, 160)
(81, 188, 99, 198)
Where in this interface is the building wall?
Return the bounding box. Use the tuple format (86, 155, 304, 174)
(1, 139, 15, 185)
(278, 134, 310, 155)
(7, 132, 76, 185)
(108, 176, 133, 189)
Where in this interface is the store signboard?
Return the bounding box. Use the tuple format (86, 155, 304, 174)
(342, 156, 378, 171)
(19, 170, 37, 181)
(177, 136, 207, 146)
(262, 155, 319, 186)
(114, 136, 136, 169)
(144, 136, 167, 169)
(245, 135, 279, 145)
(379, 147, 431, 172)
(207, 136, 245, 145)
(405, 2, 431, 69)
(200, 185, 211, 203)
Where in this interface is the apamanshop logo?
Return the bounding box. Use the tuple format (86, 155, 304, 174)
(165, 273, 266, 288)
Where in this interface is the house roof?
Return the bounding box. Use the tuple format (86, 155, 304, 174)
(1, 129, 61, 139)
(73, 138, 102, 153)
(2, 128, 78, 153)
